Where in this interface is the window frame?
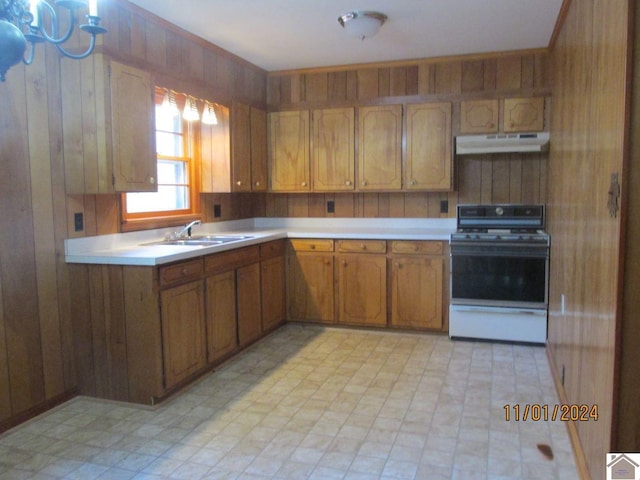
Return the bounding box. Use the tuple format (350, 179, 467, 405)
(121, 88, 201, 232)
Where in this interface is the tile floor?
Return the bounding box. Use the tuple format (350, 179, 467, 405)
(0, 324, 578, 480)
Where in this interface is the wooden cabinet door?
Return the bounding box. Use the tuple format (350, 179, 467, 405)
(391, 257, 443, 330)
(110, 61, 157, 192)
(312, 108, 355, 191)
(231, 102, 252, 192)
(460, 99, 499, 134)
(337, 255, 387, 326)
(287, 254, 335, 323)
(358, 105, 402, 190)
(201, 105, 231, 193)
(261, 256, 286, 331)
(251, 107, 268, 192)
(237, 263, 262, 347)
(503, 97, 545, 132)
(269, 110, 310, 191)
(160, 280, 206, 389)
(405, 103, 452, 191)
(205, 271, 237, 363)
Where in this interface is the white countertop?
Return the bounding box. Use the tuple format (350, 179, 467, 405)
(65, 217, 456, 266)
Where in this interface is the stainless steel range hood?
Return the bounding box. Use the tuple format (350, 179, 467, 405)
(455, 132, 550, 154)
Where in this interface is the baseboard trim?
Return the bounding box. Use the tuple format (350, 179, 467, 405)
(0, 389, 78, 435)
(546, 346, 592, 480)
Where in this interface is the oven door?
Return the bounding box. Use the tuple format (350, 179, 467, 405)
(450, 244, 548, 309)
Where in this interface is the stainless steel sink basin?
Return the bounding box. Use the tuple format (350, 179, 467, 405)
(142, 234, 254, 247)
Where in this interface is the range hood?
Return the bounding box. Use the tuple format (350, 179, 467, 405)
(455, 132, 550, 154)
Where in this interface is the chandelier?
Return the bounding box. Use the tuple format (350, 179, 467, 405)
(0, 0, 107, 82)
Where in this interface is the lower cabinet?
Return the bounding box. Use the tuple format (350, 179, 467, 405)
(389, 241, 445, 330)
(261, 256, 286, 331)
(205, 270, 237, 363)
(287, 239, 335, 323)
(160, 280, 207, 389)
(336, 241, 387, 327)
(237, 262, 262, 347)
(286, 238, 448, 331)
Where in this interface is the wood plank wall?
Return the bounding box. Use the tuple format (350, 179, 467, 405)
(264, 52, 551, 218)
(0, 0, 266, 431)
(547, 0, 632, 478)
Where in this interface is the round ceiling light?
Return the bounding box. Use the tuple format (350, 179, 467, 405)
(338, 11, 387, 41)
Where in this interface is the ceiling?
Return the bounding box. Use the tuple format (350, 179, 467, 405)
(126, 0, 565, 72)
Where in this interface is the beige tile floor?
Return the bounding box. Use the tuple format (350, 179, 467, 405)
(0, 324, 579, 480)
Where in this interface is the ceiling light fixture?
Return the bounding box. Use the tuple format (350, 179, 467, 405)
(0, 0, 107, 82)
(338, 10, 387, 41)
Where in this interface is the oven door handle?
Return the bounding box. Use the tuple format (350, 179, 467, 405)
(450, 305, 547, 316)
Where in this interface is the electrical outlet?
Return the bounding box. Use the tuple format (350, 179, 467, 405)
(214, 204, 221, 218)
(327, 201, 335, 214)
(74, 212, 83, 232)
(440, 200, 449, 214)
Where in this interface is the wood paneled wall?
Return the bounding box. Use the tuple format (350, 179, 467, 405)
(265, 52, 550, 217)
(0, 0, 265, 431)
(547, 0, 632, 478)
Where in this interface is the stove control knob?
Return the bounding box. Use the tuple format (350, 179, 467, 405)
(495, 207, 504, 216)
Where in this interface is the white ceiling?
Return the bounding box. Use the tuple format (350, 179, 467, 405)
(126, 0, 564, 72)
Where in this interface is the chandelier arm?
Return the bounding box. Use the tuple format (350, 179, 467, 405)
(22, 39, 36, 65)
(54, 31, 96, 59)
(36, 0, 78, 45)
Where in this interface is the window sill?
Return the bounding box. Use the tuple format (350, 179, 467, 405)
(121, 214, 202, 233)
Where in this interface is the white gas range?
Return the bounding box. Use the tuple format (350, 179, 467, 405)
(449, 204, 550, 344)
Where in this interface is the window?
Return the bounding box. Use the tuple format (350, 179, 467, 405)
(122, 88, 200, 227)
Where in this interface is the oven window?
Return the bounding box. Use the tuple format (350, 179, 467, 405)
(451, 255, 547, 304)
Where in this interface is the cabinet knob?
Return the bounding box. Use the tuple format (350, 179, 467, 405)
(345, 180, 352, 186)
(361, 244, 367, 250)
(410, 180, 417, 186)
(362, 180, 367, 186)
(255, 181, 260, 187)
(310, 244, 316, 250)
(236, 180, 242, 186)
(301, 181, 307, 187)
(324, 260, 331, 265)
(149, 177, 155, 184)
(342, 260, 348, 267)
(395, 263, 403, 269)
(181, 268, 188, 276)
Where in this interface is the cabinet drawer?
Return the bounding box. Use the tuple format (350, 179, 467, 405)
(391, 241, 443, 255)
(260, 240, 285, 259)
(337, 240, 386, 254)
(159, 259, 203, 287)
(205, 246, 260, 274)
(289, 239, 334, 252)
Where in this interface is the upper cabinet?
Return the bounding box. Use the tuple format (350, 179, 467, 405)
(460, 97, 546, 134)
(201, 104, 231, 193)
(503, 97, 545, 132)
(230, 102, 252, 192)
(460, 99, 499, 134)
(405, 103, 452, 191)
(358, 104, 403, 191)
(269, 110, 310, 192)
(250, 107, 268, 192)
(202, 102, 267, 193)
(312, 107, 355, 191)
(61, 55, 156, 194)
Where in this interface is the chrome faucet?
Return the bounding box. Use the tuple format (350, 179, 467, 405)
(176, 220, 201, 239)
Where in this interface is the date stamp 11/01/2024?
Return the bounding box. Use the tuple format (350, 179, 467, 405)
(504, 404, 599, 422)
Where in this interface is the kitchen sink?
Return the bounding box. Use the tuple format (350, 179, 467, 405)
(142, 234, 254, 247)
